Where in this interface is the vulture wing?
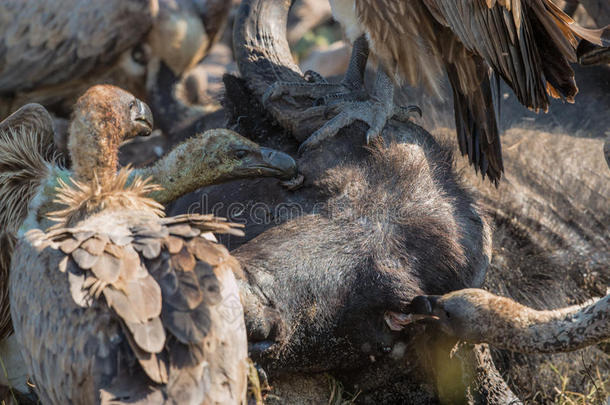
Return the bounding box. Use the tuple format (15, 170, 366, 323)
(422, 0, 608, 182)
(14, 213, 245, 403)
(0, 0, 156, 94)
(422, 0, 610, 110)
(0, 103, 54, 340)
(439, 32, 504, 181)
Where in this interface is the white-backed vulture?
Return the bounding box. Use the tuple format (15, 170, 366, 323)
(265, 0, 609, 183)
(9, 85, 249, 404)
(404, 288, 610, 353)
(0, 0, 232, 122)
(0, 86, 297, 398)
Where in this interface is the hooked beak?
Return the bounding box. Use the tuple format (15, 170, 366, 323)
(384, 295, 440, 331)
(257, 147, 298, 180)
(133, 99, 154, 137)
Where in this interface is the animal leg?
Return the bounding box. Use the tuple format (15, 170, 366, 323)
(263, 35, 369, 105)
(298, 65, 421, 153)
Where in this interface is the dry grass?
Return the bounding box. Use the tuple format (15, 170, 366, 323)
(548, 362, 609, 405)
(326, 374, 360, 405)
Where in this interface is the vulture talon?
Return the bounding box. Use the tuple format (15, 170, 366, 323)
(262, 80, 350, 107)
(317, 88, 369, 107)
(299, 93, 397, 153)
(303, 70, 328, 84)
(393, 105, 423, 122)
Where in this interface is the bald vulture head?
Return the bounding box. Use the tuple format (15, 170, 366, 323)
(68, 85, 153, 184)
(408, 288, 610, 353)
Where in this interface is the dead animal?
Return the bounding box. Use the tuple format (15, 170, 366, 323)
(9, 84, 249, 404)
(231, 138, 495, 402)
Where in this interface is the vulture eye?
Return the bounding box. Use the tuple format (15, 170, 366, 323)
(234, 150, 248, 159)
(131, 45, 147, 65)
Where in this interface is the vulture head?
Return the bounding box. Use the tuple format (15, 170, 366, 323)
(409, 288, 610, 353)
(68, 85, 153, 183)
(196, 129, 298, 182)
(407, 289, 499, 342)
(143, 128, 298, 204)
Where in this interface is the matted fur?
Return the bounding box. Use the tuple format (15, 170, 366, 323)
(48, 167, 164, 226)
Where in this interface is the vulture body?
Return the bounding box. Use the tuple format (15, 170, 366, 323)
(409, 288, 610, 353)
(8, 85, 249, 404)
(269, 0, 609, 182)
(0, 86, 296, 397)
(0, 0, 232, 123)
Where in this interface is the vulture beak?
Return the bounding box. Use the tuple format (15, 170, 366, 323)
(384, 295, 440, 331)
(408, 295, 439, 316)
(132, 99, 154, 137)
(258, 147, 298, 180)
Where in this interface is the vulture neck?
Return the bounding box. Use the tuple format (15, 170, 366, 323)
(133, 137, 228, 205)
(68, 124, 121, 186)
(492, 295, 609, 353)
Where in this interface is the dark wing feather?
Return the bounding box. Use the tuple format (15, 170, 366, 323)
(47, 214, 244, 388)
(0, 0, 155, 94)
(440, 32, 504, 182)
(0, 103, 54, 340)
(423, 0, 581, 112)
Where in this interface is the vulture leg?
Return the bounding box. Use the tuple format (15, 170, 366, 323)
(298, 65, 420, 153)
(263, 36, 421, 152)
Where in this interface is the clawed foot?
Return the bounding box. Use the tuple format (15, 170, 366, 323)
(263, 69, 422, 154)
(298, 100, 421, 154)
(263, 70, 363, 107)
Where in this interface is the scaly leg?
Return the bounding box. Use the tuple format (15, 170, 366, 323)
(263, 35, 421, 153)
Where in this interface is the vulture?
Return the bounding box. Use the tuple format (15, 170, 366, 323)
(266, 0, 609, 182)
(0, 0, 232, 130)
(8, 84, 249, 404)
(0, 85, 297, 397)
(405, 288, 610, 353)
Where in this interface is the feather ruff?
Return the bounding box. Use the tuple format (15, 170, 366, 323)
(47, 166, 165, 226)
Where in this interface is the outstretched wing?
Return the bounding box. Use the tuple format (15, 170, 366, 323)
(0, 0, 156, 94)
(44, 213, 244, 401)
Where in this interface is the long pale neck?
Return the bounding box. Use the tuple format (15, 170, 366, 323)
(133, 138, 220, 205)
(497, 294, 609, 353)
(69, 126, 120, 185)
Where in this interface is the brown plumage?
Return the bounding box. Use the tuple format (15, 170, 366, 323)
(0, 85, 152, 341)
(9, 85, 248, 404)
(330, 0, 609, 182)
(0, 0, 232, 118)
(0, 86, 296, 347)
(409, 288, 610, 353)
